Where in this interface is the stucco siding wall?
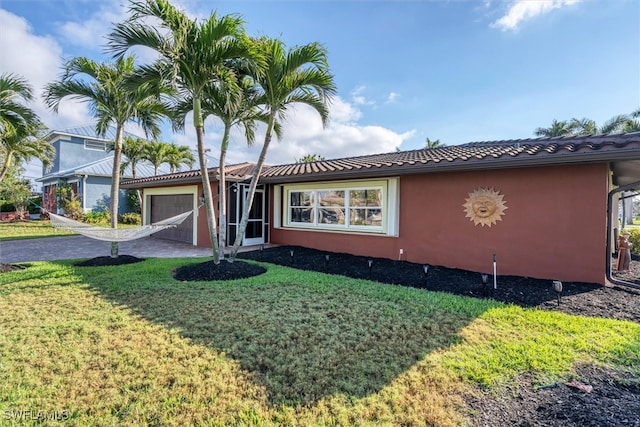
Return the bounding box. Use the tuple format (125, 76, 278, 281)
(85, 177, 129, 214)
(270, 163, 609, 284)
(52, 136, 109, 172)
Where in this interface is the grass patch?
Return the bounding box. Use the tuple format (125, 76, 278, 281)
(0, 220, 75, 240)
(0, 220, 142, 241)
(1, 259, 638, 426)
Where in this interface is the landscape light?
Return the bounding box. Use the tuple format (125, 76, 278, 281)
(552, 280, 563, 306)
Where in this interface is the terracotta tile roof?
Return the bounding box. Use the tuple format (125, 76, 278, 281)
(260, 133, 640, 182)
(122, 133, 640, 187)
(121, 162, 256, 188)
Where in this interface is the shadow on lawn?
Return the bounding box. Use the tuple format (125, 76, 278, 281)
(78, 261, 497, 406)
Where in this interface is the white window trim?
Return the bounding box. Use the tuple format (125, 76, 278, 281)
(277, 178, 399, 237)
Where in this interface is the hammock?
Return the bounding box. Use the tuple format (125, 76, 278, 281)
(49, 210, 193, 242)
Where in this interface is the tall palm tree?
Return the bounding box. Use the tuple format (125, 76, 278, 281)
(165, 142, 195, 173)
(622, 108, 640, 132)
(229, 37, 336, 259)
(108, 0, 257, 263)
(117, 136, 149, 179)
(567, 118, 598, 135)
(0, 73, 39, 137)
(191, 73, 280, 258)
(534, 119, 573, 137)
(0, 122, 53, 183)
(143, 141, 171, 176)
(44, 56, 168, 258)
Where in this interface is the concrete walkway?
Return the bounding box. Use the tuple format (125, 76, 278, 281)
(0, 236, 215, 263)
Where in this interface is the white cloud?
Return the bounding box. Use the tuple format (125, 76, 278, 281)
(386, 92, 400, 104)
(350, 85, 375, 106)
(0, 9, 92, 180)
(491, 0, 582, 31)
(220, 97, 413, 166)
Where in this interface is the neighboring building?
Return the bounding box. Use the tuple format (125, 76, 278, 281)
(37, 126, 166, 214)
(122, 133, 640, 285)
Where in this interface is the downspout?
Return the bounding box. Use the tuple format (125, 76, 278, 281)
(607, 179, 640, 290)
(82, 174, 88, 212)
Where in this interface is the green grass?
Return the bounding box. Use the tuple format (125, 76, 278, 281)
(0, 220, 140, 241)
(1, 259, 638, 426)
(0, 220, 76, 240)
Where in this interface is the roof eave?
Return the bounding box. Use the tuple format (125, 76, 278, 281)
(259, 149, 640, 184)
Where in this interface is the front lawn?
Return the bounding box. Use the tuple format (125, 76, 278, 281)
(0, 220, 75, 240)
(1, 259, 638, 426)
(0, 220, 140, 241)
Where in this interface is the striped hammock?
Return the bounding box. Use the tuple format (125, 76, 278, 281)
(49, 210, 193, 242)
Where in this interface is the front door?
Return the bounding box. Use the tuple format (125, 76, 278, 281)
(242, 188, 265, 246)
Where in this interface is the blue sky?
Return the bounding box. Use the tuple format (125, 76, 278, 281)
(1, 0, 638, 179)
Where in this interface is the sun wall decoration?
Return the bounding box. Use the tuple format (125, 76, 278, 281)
(463, 187, 508, 227)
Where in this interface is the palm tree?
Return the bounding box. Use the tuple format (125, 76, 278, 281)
(44, 56, 168, 258)
(193, 72, 279, 258)
(297, 153, 325, 163)
(108, 0, 256, 263)
(534, 119, 573, 137)
(229, 37, 336, 259)
(117, 136, 149, 179)
(0, 73, 39, 137)
(0, 122, 54, 183)
(165, 142, 195, 173)
(600, 114, 630, 134)
(142, 141, 171, 176)
(567, 118, 598, 135)
(622, 108, 640, 132)
(424, 137, 443, 148)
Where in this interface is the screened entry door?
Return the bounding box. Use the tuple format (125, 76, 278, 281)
(242, 188, 265, 246)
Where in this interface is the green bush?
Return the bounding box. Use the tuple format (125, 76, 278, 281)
(84, 211, 110, 224)
(118, 212, 141, 225)
(621, 228, 640, 254)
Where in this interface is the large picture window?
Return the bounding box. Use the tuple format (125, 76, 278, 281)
(281, 179, 398, 235)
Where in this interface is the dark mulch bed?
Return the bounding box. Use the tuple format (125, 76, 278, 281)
(173, 260, 266, 281)
(0, 263, 26, 273)
(74, 255, 144, 267)
(468, 364, 640, 427)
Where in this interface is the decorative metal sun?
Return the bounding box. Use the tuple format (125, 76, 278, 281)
(463, 187, 508, 227)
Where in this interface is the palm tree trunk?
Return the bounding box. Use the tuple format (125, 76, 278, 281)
(229, 113, 275, 260)
(109, 125, 124, 258)
(218, 125, 230, 261)
(0, 151, 13, 183)
(194, 97, 220, 263)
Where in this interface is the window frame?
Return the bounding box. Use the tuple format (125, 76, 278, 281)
(280, 178, 399, 236)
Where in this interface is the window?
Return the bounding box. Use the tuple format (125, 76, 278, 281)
(280, 179, 399, 236)
(84, 139, 107, 151)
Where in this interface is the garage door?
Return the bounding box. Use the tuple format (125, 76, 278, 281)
(150, 194, 194, 243)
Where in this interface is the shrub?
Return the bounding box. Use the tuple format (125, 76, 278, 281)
(621, 228, 640, 254)
(119, 212, 141, 225)
(84, 211, 110, 224)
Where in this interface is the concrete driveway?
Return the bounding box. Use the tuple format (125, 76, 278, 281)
(0, 235, 214, 263)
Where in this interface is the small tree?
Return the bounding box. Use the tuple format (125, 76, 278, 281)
(56, 181, 84, 220)
(0, 165, 31, 220)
